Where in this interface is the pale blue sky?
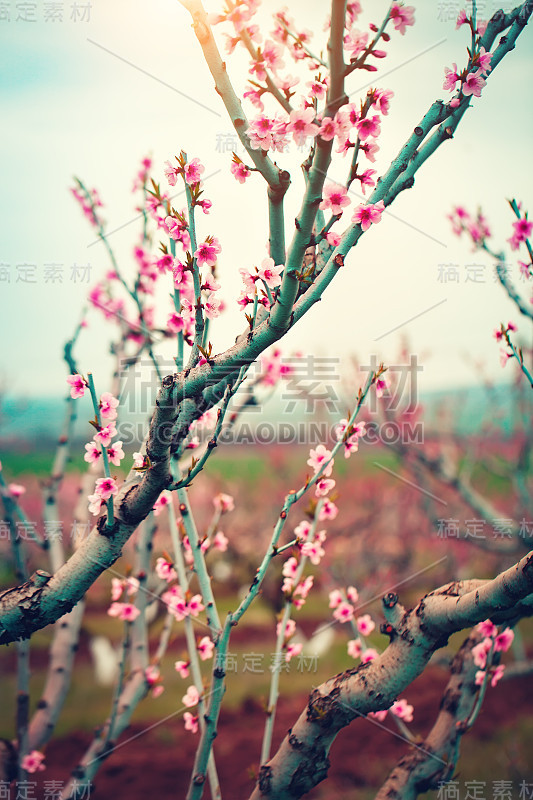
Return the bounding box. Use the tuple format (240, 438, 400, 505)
(1, 0, 532, 398)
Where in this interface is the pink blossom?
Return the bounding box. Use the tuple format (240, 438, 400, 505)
(182, 685, 200, 708)
(355, 114, 381, 141)
(307, 77, 328, 99)
(111, 577, 124, 601)
(188, 594, 205, 617)
(373, 89, 394, 115)
(326, 231, 341, 247)
(164, 160, 180, 186)
(294, 576, 313, 603)
(462, 69, 486, 98)
(197, 636, 215, 661)
(475, 669, 486, 686)
(344, 29, 369, 57)
(319, 498, 338, 520)
(202, 273, 220, 293)
(167, 312, 185, 333)
(389, 3, 415, 34)
(352, 200, 385, 231)
(390, 698, 414, 722)
(443, 63, 459, 92)
(184, 712, 199, 733)
(125, 577, 139, 596)
(512, 217, 533, 245)
(257, 257, 283, 289)
(360, 140, 379, 162)
(368, 709, 388, 722)
(263, 38, 284, 72)
(184, 158, 204, 185)
(153, 490, 172, 516)
(287, 107, 319, 146)
(20, 751, 46, 773)
(283, 557, 299, 580)
(347, 638, 362, 659)
(145, 665, 160, 686)
(472, 637, 493, 669)
(500, 349, 511, 368)
(107, 602, 141, 622)
(107, 441, 124, 467)
(476, 47, 492, 75)
(477, 619, 498, 638)
(88, 493, 103, 516)
(346, 585, 359, 604)
(358, 169, 377, 195)
(243, 86, 264, 111)
(490, 664, 505, 686)
(318, 116, 340, 142)
(456, 9, 468, 29)
(294, 520, 312, 540)
(375, 375, 390, 398)
(100, 392, 119, 420)
(133, 451, 144, 468)
(84, 442, 101, 464)
(494, 627, 514, 652)
(213, 531, 229, 551)
(195, 238, 222, 268)
(282, 576, 294, 594)
(361, 648, 378, 663)
(93, 423, 117, 448)
(277, 619, 296, 640)
(247, 113, 289, 152)
(333, 601, 354, 623)
(67, 374, 86, 399)
(197, 198, 212, 215)
(175, 660, 190, 678)
(344, 435, 361, 458)
(152, 685, 165, 699)
(285, 642, 303, 662)
(319, 183, 350, 216)
(204, 296, 222, 320)
(214, 493, 234, 513)
(165, 215, 190, 248)
(315, 477, 336, 497)
(8, 483, 26, 497)
(357, 614, 375, 636)
(155, 557, 177, 583)
(307, 444, 333, 476)
(300, 540, 325, 565)
(226, 2, 252, 30)
(231, 160, 251, 183)
(95, 477, 118, 501)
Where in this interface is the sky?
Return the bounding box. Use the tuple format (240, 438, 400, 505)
(1, 0, 532, 401)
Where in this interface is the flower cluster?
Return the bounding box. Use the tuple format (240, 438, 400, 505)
(238, 257, 284, 310)
(472, 619, 514, 687)
(160, 584, 204, 622)
(107, 576, 141, 622)
(20, 750, 46, 774)
(71, 183, 103, 228)
(447, 205, 491, 247)
(257, 347, 295, 387)
(508, 212, 533, 252)
(334, 419, 367, 458)
(443, 12, 492, 107)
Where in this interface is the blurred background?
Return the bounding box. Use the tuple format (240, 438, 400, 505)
(1, 1, 533, 797)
